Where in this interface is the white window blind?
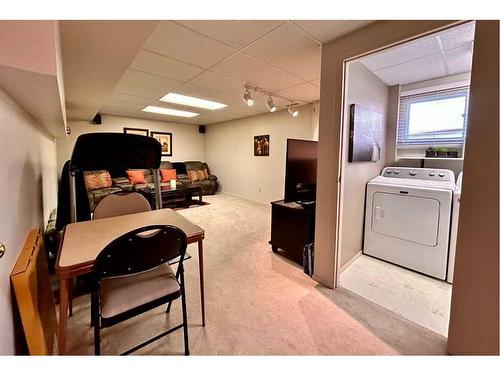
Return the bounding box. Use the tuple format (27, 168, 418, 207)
(397, 86, 469, 146)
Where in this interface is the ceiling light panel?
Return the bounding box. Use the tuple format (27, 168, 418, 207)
(142, 105, 199, 117)
(160, 93, 227, 110)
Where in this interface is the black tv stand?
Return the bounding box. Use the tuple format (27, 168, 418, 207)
(269, 200, 316, 266)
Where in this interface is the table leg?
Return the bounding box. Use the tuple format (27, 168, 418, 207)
(58, 277, 70, 354)
(197, 240, 205, 326)
(68, 277, 73, 317)
(199, 188, 203, 204)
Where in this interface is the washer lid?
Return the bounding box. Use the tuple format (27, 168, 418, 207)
(369, 175, 456, 190)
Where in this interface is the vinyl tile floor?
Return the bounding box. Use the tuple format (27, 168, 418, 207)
(340, 255, 452, 337)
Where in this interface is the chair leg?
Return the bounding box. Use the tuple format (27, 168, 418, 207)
(180, 273, 189, 355)
(166, 300, 172, 314)
(92, 291, 101, 355)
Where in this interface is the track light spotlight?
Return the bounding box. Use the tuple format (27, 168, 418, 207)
(288, 103, 299, 117)
(243, 88, 254, 107)
(266, 96, 277, 112)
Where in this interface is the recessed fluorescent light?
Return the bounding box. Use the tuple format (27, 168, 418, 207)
(159, 93, 227, 110)
(142, 105, 199, 118)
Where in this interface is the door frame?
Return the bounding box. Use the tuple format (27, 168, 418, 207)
(313, 20, 464, 289)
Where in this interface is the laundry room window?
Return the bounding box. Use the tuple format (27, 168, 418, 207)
(397, 86, 469, 147)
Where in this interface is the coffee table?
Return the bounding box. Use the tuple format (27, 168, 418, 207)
(138, 184, 202, 209)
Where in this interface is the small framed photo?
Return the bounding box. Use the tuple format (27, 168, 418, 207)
(124, 127, 149, 136)
(151, 131, 172, 156)
(254, 135, 270, 156)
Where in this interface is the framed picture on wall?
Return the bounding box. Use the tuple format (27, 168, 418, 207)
(348, 104, 383, 162)
(151, 131, 173, 156)
(254, 135, 270, 156)
(123, 127, 149, 136)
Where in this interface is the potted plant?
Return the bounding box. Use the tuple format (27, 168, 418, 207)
(435, 147, 448, 157)
(447, 150, 459, 158)
(425, 147, 436, 157)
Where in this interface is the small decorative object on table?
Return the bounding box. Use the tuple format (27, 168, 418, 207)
(170, 179, 177, 188)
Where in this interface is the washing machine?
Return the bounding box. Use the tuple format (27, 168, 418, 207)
(363, 167, 455, 280)
(447, 172, 463, 283)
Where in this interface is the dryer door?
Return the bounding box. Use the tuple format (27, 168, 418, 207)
(371, 192, 440, 246)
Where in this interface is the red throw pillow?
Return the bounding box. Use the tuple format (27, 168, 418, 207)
(126, 170, 146, 184)
(160, 169, 177, 182)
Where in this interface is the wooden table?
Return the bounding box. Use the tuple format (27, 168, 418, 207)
(55, 208, 205, 355)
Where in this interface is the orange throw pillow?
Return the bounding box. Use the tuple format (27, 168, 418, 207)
(84, 171, 112, 190)
(126, 170, 146, 184)
(160, 169, 177, 182)
(196, 170, 206, 181)
(187, 170, 199, 182)
(203, 168, 209, 179)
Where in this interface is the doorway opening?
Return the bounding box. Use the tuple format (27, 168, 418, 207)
(337, 21, 474, 337)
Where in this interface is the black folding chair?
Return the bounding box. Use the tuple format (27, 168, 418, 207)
(91, 225, 189, 355)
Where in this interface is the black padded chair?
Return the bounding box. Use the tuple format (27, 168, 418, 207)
(91, 225, 189, 355)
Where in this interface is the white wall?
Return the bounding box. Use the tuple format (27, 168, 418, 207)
(56, 114, 205, 175)
(205, 104, 316, 204)
(339, 61, 389, 268)
(0, 88, 58, 354)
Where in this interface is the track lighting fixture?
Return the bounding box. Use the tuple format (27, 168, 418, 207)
(288, 103, 299, 117)
(243, 88, 254, 107)
(266, 96, 277, 112)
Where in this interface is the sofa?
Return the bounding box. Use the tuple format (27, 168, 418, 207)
(185, 161, 218, 195)
(84, 161, 217, 211)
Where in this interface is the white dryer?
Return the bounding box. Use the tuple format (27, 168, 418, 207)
(363, 167, 455, 280)
(447, 172, 463, 283)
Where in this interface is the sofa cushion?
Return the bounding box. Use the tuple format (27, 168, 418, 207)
(172, 162, 187, 175)
(84, 170, 112, 190)
(126, 170, 146, 184)
(187, 170, 199, 182)
(196, 170, 206, 181)
(160, 169, 177, 182)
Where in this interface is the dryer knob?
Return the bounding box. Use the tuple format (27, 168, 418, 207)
(439, 172, 445, 177)
(429, 172, 436, 176)
(409, 170, 417, 176)
(394, 170, 400, 174)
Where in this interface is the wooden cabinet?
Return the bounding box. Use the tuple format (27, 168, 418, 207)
(269, 200, 315, 266)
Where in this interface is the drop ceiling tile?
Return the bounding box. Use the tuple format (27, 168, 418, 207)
(113, 82, 165, 99)
(243, 23, 321, 81)
(276, 82, 320, 103)
(211, 52, 304, 92)
(143, 21, 236, 68)
(443, 45, 473, 75)
(177, 20, 286, 49)
(439, 22, 475, 51)
(130, 49, 203, 82)
(292, 20, 372, 44)
(107, 93, 152, 106)
(189, 71, 246, 93)
(372, 53, 447, 85)
(120, 69, 183, 90)
(360, 35, 441, 72)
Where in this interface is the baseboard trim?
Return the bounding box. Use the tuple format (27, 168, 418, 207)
(339, 250, 363, 274)
(221, 191, 270, 206)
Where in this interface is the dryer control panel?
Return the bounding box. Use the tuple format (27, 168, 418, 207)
(381, 167, 455, 182)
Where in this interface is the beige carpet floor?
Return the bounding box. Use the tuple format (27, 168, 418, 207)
(340, 255, 452, 337)
(63, 194, 447, 355)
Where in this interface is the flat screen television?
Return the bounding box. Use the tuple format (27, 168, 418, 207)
(284, 139, 318, 204)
